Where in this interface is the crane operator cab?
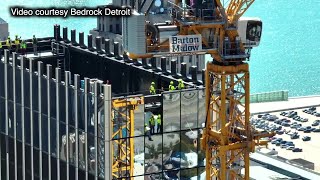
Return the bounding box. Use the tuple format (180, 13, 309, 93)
(237, 17, 263, 48)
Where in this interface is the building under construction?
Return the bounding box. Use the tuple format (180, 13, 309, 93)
(1, 0, 300, 180)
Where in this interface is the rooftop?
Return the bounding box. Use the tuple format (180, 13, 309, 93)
(0, 17, 7, 24)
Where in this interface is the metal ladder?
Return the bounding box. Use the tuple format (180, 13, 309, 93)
(52, 42, 66, 80)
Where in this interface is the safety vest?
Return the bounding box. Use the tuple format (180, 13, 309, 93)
(6, 39, 11, 47)
(157, 115, 161, 125)
(150, 85, 156, 94)
(178, 82, 185, 90)
(0, 43, 2, 49)
(169, 85, 175, 91)
(21, 42, 26, 49)
(15, 39, 20, 45)
(149, 116, 155, 125)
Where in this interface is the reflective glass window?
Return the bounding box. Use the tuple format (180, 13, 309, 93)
(145, 133, 163, 174)
(181, 90, 198, 130)
(163, 92, 181, 133)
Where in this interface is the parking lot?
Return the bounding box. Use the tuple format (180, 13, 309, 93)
(251, 106, 320, 172)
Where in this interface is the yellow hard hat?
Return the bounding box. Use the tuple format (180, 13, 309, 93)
(151, 82, 155, 85)
(170, 81, 173, 85)
(178, 79, 182, 82)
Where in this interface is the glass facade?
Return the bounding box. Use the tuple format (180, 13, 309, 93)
(0, 55, 206, 180)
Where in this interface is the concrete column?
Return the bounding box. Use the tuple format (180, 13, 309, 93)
(84, 78, 90, 180)
(171, 59, 177, 76)
(12, 53, 18, 180)
(96, 36, 103, 53)
(38, 61, 44, 180)
(88, 35, 93, 51)
(190, 66, 197, 82)
(55, 67, 61, 179)
(105, 39, 111, 56)
(71, 29, 77, 45)
(104, 85, 112, 180)
(63, 27, 69, 42)
(74, 74, 80, 180)
(79, 32, 85, 48)
(21, 56, 26, 180)
(47, 64, 52, 180)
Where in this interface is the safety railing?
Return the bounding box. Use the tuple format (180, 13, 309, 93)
(220, 39, 250, 59)
(167, 1, 224, 24)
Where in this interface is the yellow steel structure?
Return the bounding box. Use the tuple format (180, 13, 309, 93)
(124, 0, 274, 179)
(111, 97, 144, 179)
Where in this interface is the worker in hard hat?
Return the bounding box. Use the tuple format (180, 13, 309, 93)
(144, 123, 153, 141)
(6, 36, 11, 51)
(14, 35, 20, 53)
(169, 81, 176, 91)
(20, 40, 27, 56)
(149, 115, 155, 135)
(32, 35, 38, 55)
(150, 82, 156, 95)
(177, 79, 185, 90)
(157, 114, 162, 133)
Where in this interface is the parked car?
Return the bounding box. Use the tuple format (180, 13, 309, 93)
(286, 146, 295, 150)
(292, 148, 303, 152)
(280, 144, 288, 149)
(291, 134, 299, 139)
(313, 128, 320, 132)
(302, 136, 311, 141)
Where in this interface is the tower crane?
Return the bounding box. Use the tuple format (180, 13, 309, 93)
(122, 0, 274, 179)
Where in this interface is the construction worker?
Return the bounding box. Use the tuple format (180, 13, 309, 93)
(14, 35, 20, 53)
(6, 36, 11, 51)
(0, 41, 2, 60)
(150, 82, 156, 95)
(177, 79, 185, 90)
(169, 81, 176, 91)
(32, 35, 38, 55)
(144, 124, 153, 141)
(157, 114, 162, 133)
(20, 40, 27, 56)
(149, 115, 155, 135)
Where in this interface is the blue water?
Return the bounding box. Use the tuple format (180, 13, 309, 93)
(1, 0, 319, 97)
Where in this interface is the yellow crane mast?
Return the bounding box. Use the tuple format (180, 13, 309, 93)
(111, 96, 144, 178)
(122, 0, 274, 179)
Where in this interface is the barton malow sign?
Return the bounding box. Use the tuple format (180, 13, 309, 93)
(169, 35, 202, 53)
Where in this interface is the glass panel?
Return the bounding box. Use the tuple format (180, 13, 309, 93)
(145, 134, 162, 174)
(98, 137, 104, 178)
(50, 117, 57, 157)
(69, 126, 76, 166)
(8, 101, 14, 137)
(23, 71, 30, 108)
(78, 90, 85, 131)
(180, 168, 199, 179)
(16, 103, 22, 141)
(97, 95, 105, 139)
(0, 98, 4, 133)
(41, 76, 48, 115)
(180, 130, 198, 169)
(133, 136, 144, 176)
(181, 90, 198, 130)
(87, 133, 95, 174)
(87, 93, 95, 136)
(163, 91, 181, 133)
(15, 69, 22, 104)
(69, 86, 75, 127)
(162, 132, 180, 171)
(163, 170, 180, 180)
(32, 72, 39, 111)
(98, 103, 105, 139)
(197, 134, 206, 168)
(42, 114, 49, 153)
(59, 84, 66, 124)
(59, 121, 66, 161)
(25, 107, 31, 144)
(198, 89, 206, 128)
(33, 111, 39, 148)
(112, 106, 129, 140)
(0, 62, 4, 98)
(78, 130, 86, 170)
(198, 167, 206, 179)
(50, 81, 57, 119)
(144, 173, 163, 180)
(134, 104, 145, 137)
(7, 65, 13, 101)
